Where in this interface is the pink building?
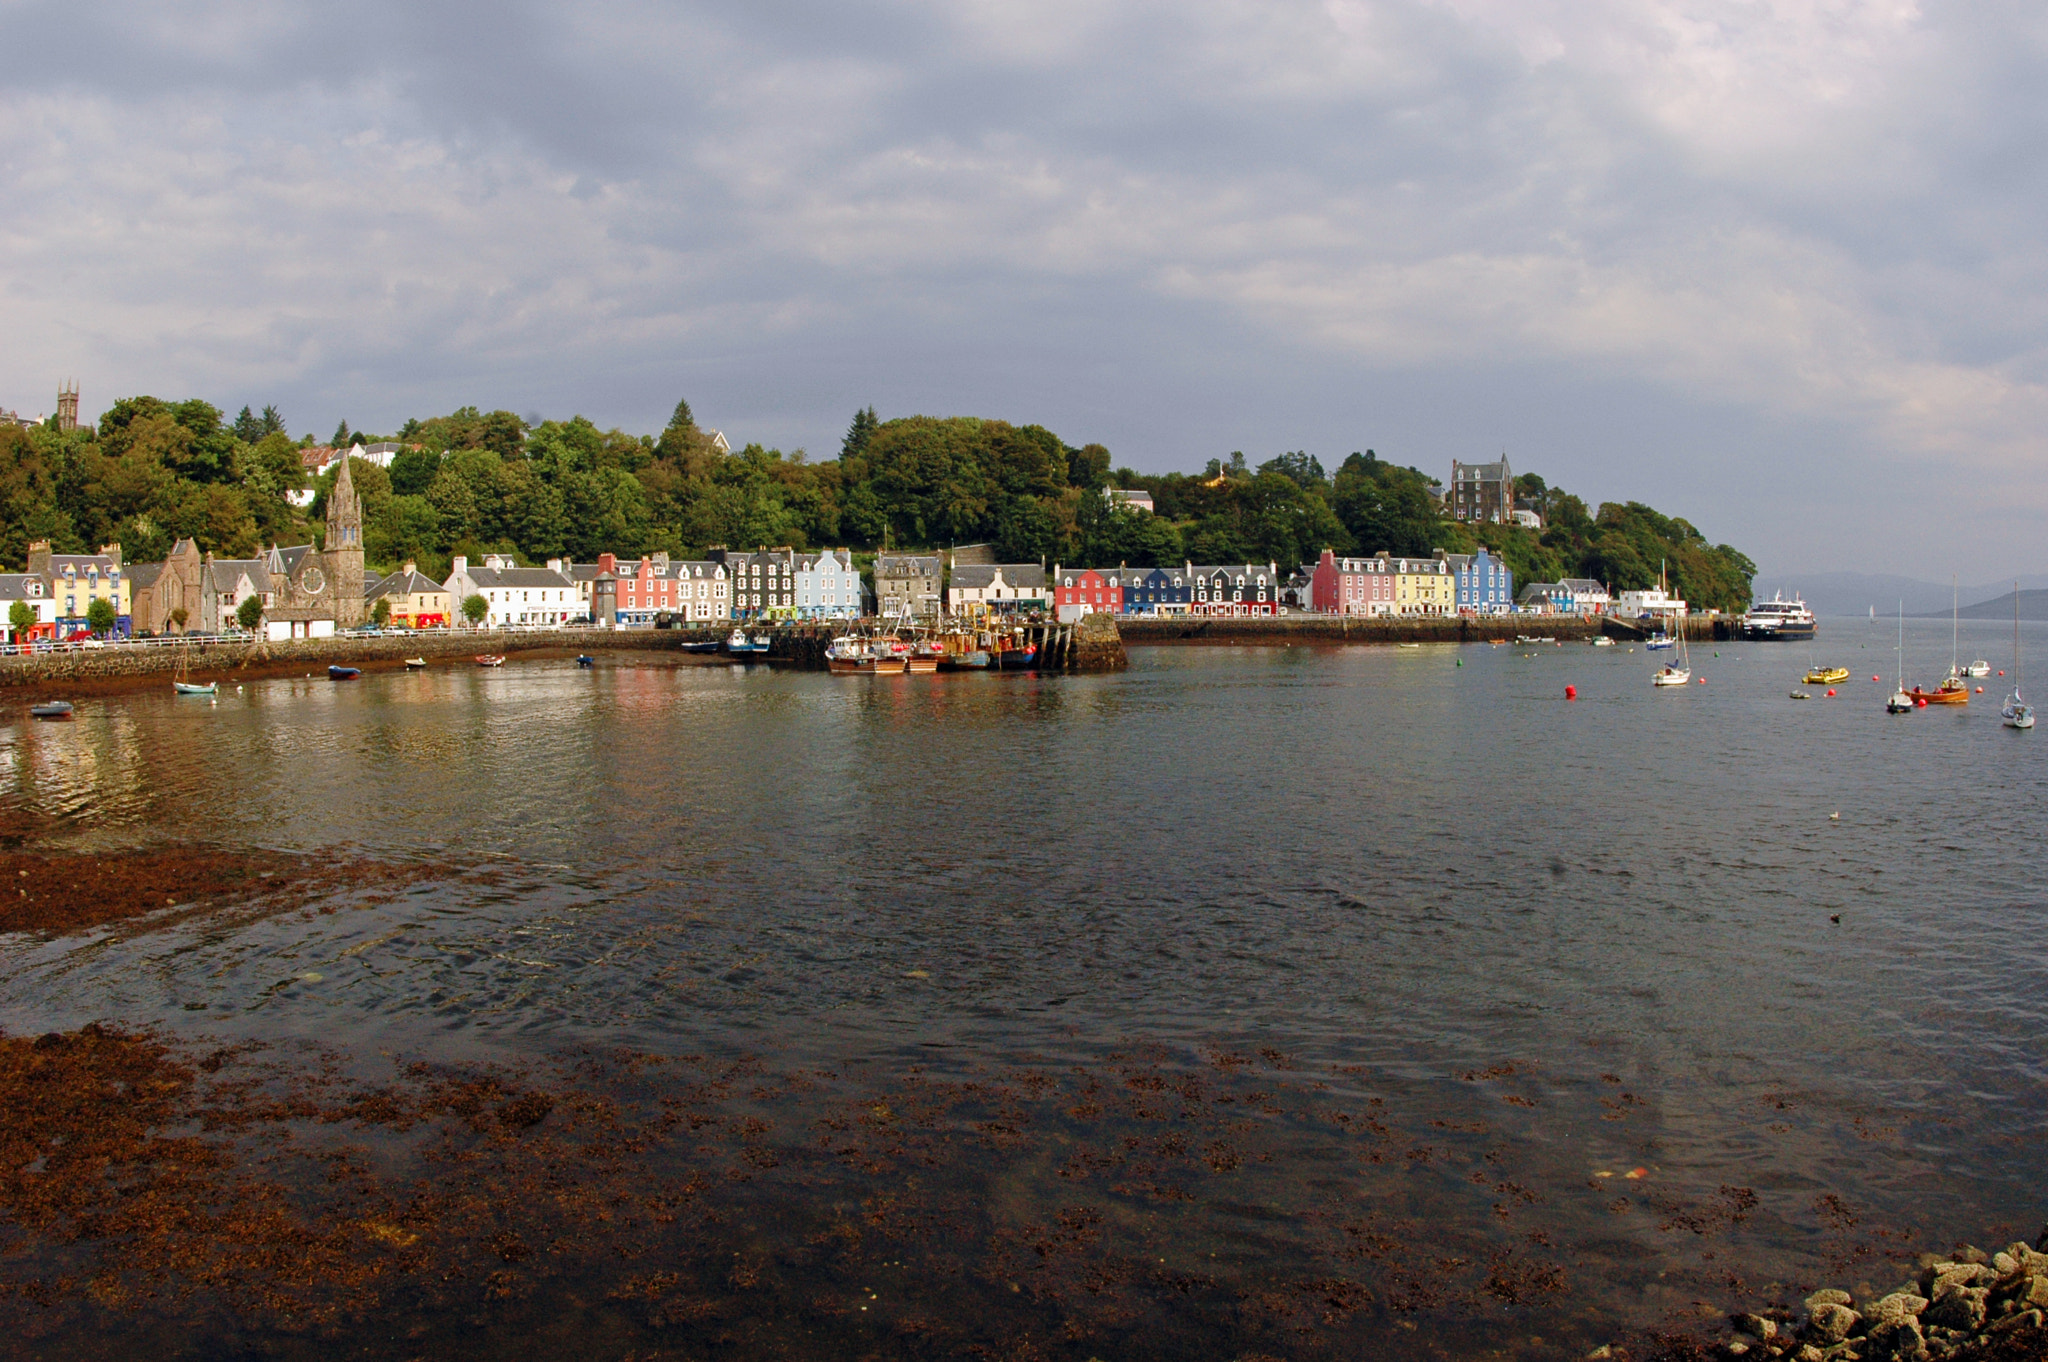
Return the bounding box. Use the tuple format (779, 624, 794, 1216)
(1309, 549, 1396, 616)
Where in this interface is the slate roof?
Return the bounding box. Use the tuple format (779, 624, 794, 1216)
(126, 561, 166, 591)
(367, 567, 446, 600)
(875, 554, 941, 576)
(0, 573, 48, 601)
(468, 565, 575, 589)
(267, 544, 313, 577)
(949, 564, 1047, 590)
(207, 559, 267, 592)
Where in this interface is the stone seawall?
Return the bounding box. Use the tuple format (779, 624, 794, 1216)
(0, 628, 734, 695)
(1120, 615, 1736, 646)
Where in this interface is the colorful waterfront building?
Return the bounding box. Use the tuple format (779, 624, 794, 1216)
(794, 549, 860, 620)
(443, 554, 580, 627)
(946, 564, 1050, 615)
(874, 554, 942, 621)
(1384, 553, 1453, 616)
(1309, 549, 1396, 616)
(365, 562, 452, 628)
(0, 573, 57, 642)
(27, 541, 131, 636)
(1188, 562, 1280, 616)
(1117, 565, 1188, 615)
(1053, 565, 1122, 622)
(717, 548, 798, 620)
(1444, 548, 1514, 615)
(1516, 579, 1612, 614)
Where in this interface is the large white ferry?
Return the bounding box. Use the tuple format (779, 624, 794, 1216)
(1741, 592, 1817, 641)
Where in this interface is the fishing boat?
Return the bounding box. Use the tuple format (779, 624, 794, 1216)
(725, 629, 770, 655)
(907, 639, 944, 673)
(1803, 666, 1850, 685)
(1515, 635, 1556, 646)
(405, 657, 428, 670)
(28, 700, 73, 720)
(1887, 603, 1913, 713)
(328, 665, 361, 680)
(1652, 615, 1691, 687)
(677, 637, 721, 653)
(2002, 582, 2032, 730)
(826, 635, 878, 675)
(474, 655, 505, 668)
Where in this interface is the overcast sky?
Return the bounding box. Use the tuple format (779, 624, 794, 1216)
(2, 0, 2043, 578)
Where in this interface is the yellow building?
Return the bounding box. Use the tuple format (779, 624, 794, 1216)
(27, 541, 132, 635)
(365, 562, 452, 628)
(1382, 551, 1454, 616)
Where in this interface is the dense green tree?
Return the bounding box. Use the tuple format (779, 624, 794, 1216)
(86, 597, 116, 634)
(332, 419, 352, 447)
(841, 405, 878, 461)
(462, 593, 488, 625)
(389, 446, 441, 497)
(236, 593, 264, 630)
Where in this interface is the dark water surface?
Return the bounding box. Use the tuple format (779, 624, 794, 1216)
(2, 619, 2044, 1358)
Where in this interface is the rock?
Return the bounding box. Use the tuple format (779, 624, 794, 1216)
(1728, 1340, 1752, 1356)
(1808, 1290, 1856, 1313)
(1865, 1293, 1928, 1328)
(1737, 1314, 1780, 1341)
(1820, 1343, 1863, 1362)
(1863, 1317, 1923, 1361)
(1988, 1308, 2043, 1336)
(1922, 1287, 1987, 1332)
(1808, 1305, 1863, 1344)
(2024, 1276, 2048, 1310)
(1928, 1264, 1990, 1297)
(1795, 1347, 1824, 1362)
(1993, 1252, 2017, 1275)
(1956, 1247, 1989, 1266)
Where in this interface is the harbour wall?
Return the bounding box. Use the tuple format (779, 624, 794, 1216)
(1118, 615, 1736, 646)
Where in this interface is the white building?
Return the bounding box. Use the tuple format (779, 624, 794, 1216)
(443, 554, 580, 626)
(1613, 584, 1688, 619)
(946, 563, 1050, 614)
(0, 573, 57, 641)
(794, 548, 860, 619)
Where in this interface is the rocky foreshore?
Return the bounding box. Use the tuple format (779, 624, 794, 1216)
(1700, 1236, 2048, 1362)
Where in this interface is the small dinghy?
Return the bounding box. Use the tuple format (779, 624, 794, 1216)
(475, 654, 505, 668)
(173, 681, 218, 696)
(576, 655, 595, 668)
(404, 657, 428, 670)
(29, 700, 74, 720)
(328, 665, 361, 680)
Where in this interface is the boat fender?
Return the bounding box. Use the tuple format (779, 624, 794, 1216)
(1565, 685, 1576, 700)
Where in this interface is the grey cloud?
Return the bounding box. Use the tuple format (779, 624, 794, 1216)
(1, 0, 2044, 577)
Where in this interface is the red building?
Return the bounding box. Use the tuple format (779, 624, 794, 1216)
(1309, 548, 1395, 616)
(1053, 565, 1123, 622)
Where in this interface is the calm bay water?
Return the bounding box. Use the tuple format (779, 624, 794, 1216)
(2, 617, 2044, 1355)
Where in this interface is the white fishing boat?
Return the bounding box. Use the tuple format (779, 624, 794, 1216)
(1962, 660, 1990, 678)
(2003, 582, 2033, 730)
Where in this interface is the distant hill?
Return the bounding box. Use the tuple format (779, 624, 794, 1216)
(1752, 571, 2048, 618)
(1954, 588, 2048, 621)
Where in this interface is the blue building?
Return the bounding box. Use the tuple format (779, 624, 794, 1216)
(794, 548, 861, 620)
(1447, 548, 1514, 615)
(1122, 565, 1190, 615)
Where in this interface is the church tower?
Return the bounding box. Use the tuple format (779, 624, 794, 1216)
(56, 382, 78, 433)
(326, 450, 367, 625)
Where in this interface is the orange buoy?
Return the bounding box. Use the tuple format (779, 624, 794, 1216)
(1565, 684, 1577, 700)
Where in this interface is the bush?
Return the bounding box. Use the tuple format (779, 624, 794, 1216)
(236, 594, 264, 631)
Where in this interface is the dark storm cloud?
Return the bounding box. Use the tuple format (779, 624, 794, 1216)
(2, 0, 2046, 576)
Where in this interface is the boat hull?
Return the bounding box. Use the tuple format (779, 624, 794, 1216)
(1909, 686, 1967, 706)
(827, 656, 876, 675)
(1742, 622, 1816, 641)
(328, 666, 360, 680)
(173, 682, 217, 695)
(28, 702, 73, 720)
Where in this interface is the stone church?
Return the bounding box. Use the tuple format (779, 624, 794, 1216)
(261, 452, 367, 638)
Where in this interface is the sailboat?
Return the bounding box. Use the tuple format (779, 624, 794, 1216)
(1911, 574, 1969, 704)
(1653, 611, 1691, 687)
(2003, 582, 2034, 730)
(172, 643, 217, 695)
(1887, 602, 1914, 713)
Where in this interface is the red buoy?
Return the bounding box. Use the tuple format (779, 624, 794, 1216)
(1872, 675, 1880, 682)
(1976, 686, 1984, 694)
(1565, 684, 1577, 700)
(1915, 696, 1927, 707)
(1826, 688, 1836, 697)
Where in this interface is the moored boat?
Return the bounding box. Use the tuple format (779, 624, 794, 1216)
(575, 655, 594, 668)
(1645, 633, 1674, 650)
(725, 629, 770, 655)
(28, 700, 73, 720)
(328, 665, 361, 680)
(1963, 660, 1991, 678)
(825, 635, 877, 675)
(1741, 592, 1817, 641)
(1887, 602, 1913, 713)
(405, 657, 428, 670)
(173, 680, 218, 696)
(1803, 666, 1850, 685)
(1652, 615, 1693, 687)
(2003, 582, 2033, 729)
(474, 655, 505, 668)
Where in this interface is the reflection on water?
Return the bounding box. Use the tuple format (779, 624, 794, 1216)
(1, 627, 2044, 1353)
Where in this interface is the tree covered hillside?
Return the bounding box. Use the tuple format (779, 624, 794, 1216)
(0, 398, 1757, 612)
